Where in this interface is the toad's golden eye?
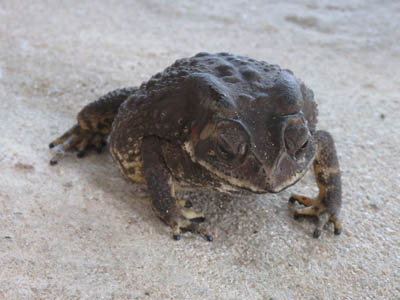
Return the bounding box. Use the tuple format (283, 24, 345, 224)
(215, 119, 250, 161)
(284, 120, 310, 159)
(216, 134, 235, 161)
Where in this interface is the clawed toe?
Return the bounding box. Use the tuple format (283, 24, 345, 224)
(289, 194, 314, 207)
(49, 158, 58, 166)
(291, 198, 341, 238)
(170, 206, 212, 242)
(172, 227, 213, 242)
(313, 229, 322, 239)
(49, 125, 107, 165)
(177, 199, 193, 209)
(172, 233, 181, 241)
(295, 209, 341, 238)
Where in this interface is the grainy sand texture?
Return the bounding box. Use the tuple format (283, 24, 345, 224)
(1, 1, 399, 299)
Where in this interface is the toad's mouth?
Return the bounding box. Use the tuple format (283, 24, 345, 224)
(195, 160, 267, 193)
(196, 154, 314, 195)
(184, 138, 315, 194)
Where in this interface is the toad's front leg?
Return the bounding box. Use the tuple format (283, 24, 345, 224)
(289, 130, 342, 238)
(141, 137, 213, 241)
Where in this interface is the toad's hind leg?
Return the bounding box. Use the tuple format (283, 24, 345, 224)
(289, 131, 342, 238)
(49, 87, 137, 165)
(141, 137, 212, 241)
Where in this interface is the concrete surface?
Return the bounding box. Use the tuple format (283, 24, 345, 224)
(1, 0, 399, 299)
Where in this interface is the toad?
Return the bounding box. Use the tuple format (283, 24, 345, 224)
(49, 52, 342, 241)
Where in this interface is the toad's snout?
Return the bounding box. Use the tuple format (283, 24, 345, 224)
(254, 116, 315, 193)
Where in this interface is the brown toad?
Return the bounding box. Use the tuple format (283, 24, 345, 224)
(49, 52, 342, 240)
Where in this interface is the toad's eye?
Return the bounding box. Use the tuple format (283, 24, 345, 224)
(284, 121, 310, 158)
(216, 134, 236, 161)
(216, 120, 250, 161)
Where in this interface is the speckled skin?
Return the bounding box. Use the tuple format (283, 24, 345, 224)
(49, 52, 342, 240)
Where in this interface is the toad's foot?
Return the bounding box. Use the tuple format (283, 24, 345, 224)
(288, 131, 342, 239)
(171, 199, 213, 241)
(49, 125, 107, 165)
(289, 194, 342, 238)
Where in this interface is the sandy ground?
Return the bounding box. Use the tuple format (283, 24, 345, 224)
(1, 0, 400, 299)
